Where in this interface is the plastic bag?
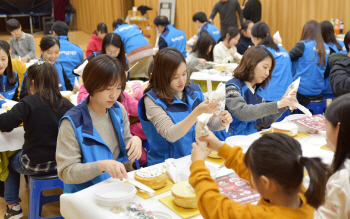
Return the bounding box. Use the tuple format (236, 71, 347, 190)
(73, 60, 88, 76)
(285, 77, 312, 117)
(195, 113, 213, 150)
(164, 158, 178, 183)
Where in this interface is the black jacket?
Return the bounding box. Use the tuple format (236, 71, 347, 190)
(329, 53, 350, 97)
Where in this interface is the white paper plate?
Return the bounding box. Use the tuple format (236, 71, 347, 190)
(152, 211, 172, 219)
(225, 135, 255, 153)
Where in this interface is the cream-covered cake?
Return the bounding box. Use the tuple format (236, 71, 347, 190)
(271, 121, 298, 137)
(171, 181, 197, 209)
(134, 167, 167, 189)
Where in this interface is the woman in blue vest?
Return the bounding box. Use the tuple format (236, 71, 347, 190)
(320, 21, 347, 97)
(0, 40, 19, 107)
(213, 46, 297, 141)
(56, 55, 143, 193)
(192, 12, 221, 43)
(73, 32, 128, 75)
(138, 47, 232, 166)
(113, 18, 155, 79)
(251, 21, 293, 102)
(289, 20, 330, 107)
(20, 35, 73, 99)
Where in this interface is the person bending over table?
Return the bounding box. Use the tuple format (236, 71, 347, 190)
(138, 47, 233, 166)
(56, 55, 143, 193)
(213, 46, 297, 141)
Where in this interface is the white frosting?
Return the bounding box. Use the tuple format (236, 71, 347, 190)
(136, 167, 166, 178)
(271, 121, 298, 136)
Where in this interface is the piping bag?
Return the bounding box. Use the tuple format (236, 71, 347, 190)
(286, 77, 312, 117)
(207, 80, 229, 132)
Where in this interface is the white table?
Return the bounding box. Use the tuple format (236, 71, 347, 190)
(59, 132, 333, 219)
(190, 72, 233, 82)
(0, 127, 24, 153)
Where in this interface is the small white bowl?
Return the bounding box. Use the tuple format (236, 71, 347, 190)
(182, 163, 218, 180)
(225, 135, 254, 153)
(95, 182, 136, 207)
(152, 211, 172, 219)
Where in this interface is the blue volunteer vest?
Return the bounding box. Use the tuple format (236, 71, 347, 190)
(292, 40, 329, 96)
(21, 59, 67, 94)
(0, 71, 18, 107)
(213, 78, 263, 141)
(138, 84, 204, 166)
(59, 97, 127, 193)
(161, 25, 187, 58)
(114, 24, 150, 54)
(198, 23, 221, 43)
(261, 45, 292, 101)
(57, 36, 84, 87)
(323, 40, 346, 95)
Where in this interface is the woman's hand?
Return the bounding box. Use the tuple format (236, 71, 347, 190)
(0, 94, 5, 101)
(277, 96, 298, 109)
(218, 110, 233, 126)
(98, 160, 128, 181)
(198, 131, 224, 152)
(126, 136, 142, 161)
(191, 142, 211, 162)
(199, 58, 207, 65)
(72, 85, 80, 94)
(196, 99, 220, 115)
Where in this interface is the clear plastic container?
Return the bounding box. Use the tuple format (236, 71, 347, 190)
(95, 182, 136, 207)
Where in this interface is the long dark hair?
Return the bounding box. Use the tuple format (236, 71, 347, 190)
(251, 21, 279, 51)
(218, 27, 240, 43)
(244, 133, 328, 209)
(93, 22, 107, 35)
(112, 18, 124, 30)
(300, 20, 326, 66)
(26, 62, 64, 109)
(39, 35, 60, 52)
(190, 32, 216, 61)
(325, 93, 350, 178)
(320, 21, 342, 52)
(233, 46, 275, 89)
(100, 33, 127, 70)
(0, 40, 17, 84)
(144, 47, 187, 105)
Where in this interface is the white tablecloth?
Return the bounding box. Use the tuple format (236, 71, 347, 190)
(190, 71, 233, 82)
(0, 127, 24, 152)
(60, 132, 333, 219)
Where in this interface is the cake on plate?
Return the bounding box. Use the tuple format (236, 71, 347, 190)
(134, 167, 167, 189)
(271, 121, 298, 137)
(171, 181, 197, 209)
(208, 151, 221, 159)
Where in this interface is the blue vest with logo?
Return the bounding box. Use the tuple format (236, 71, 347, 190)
(0, 71, 18, 107)
(161, 25, 187, 58)
(138, 84, 204, 166)
(21, 59, 67, 95)
(213, 78, 263, 141)
(323, 40, 346, 95)
(57, 36, 84, 87)
(59, 97, 127, 193)
(292, 40, 329, 96)
(261, 45, 292, 101)
(198, 23, 221, 43)
(114, 24, 150, 54)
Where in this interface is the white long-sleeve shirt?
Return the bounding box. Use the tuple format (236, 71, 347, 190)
(313, 159, 350, 219)
(213, 41, 237, 63)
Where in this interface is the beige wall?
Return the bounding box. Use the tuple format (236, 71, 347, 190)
(72, 0, 350, 51)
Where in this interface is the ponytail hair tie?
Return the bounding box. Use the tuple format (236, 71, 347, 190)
(297, 155, 303, 165)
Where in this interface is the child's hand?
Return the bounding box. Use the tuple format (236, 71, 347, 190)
(21, 56, 29, 63)
(198, 131, 224, 152)
(218, 110, 233, 126)
(191, 142, 211, 162)
(98, 160, 128, 181)
(199, 58, 207, 65)
(126, 136, 142, 160)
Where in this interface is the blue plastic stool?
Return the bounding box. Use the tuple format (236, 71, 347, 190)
(275, 110, 291, 122)
(28, 173, 64, 219)
(294, 99, 327, 115)
(323, 94, 334, 100)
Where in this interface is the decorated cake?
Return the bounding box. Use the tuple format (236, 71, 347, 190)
(271, 121, 298, 137)
(134, 167, 167, 189)
(171, 181, 197, 209)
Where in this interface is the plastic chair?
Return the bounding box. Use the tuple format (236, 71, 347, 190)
(28, 172, 64, 219)
(275, 109, 291, 122)
(294, 99, 327, 115)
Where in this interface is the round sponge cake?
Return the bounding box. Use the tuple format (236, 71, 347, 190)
(171, 181, 197, 209)
(134, 167, 167, 190)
